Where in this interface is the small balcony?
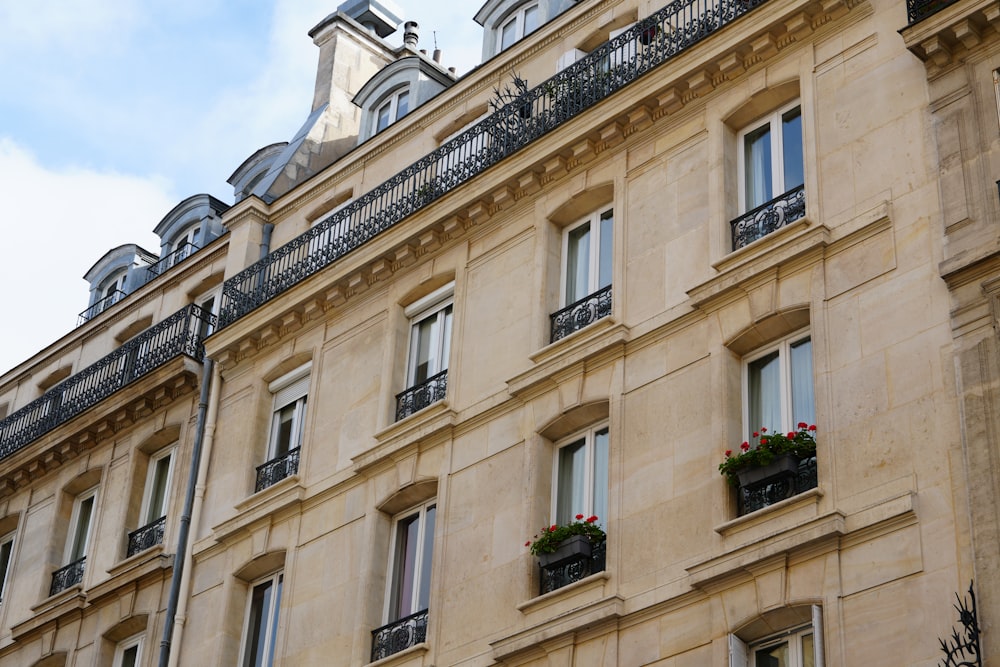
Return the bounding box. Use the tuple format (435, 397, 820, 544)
(730, 185, 806, 251)
(144, 241, 200, 281)
(255, 447, 300, 493)
(126, 515, 166, 557)
(549, 285, 612, 343)
(905, 0, 959, 24)
(539, 540, 606, 595)
(78, 290, 126, 325)
(395, 370, 447, 421)
(371, 608, 428, 662)
(736, 455, 817, 515)
(49, 557, 86, 596)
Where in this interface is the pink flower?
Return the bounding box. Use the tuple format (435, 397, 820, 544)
(575, 513, 585, 520)
(797, 422, 808, 429)
(724, 449, 733, 457)
(740, 442, 750, 451)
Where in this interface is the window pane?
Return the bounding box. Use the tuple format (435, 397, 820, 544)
(243, 579, 273, 667)
(592, 428, 609, 525)
(565, 223, 591, 304)
(396, 91, 409, 120)
(377, 103, 391, 132)
(790, 337, 814, 427)
(748, 351, 781, 433)
(801, 633, 815, 667)
(120, 645, 139, 667)
(754, 640, 789, 667)
(744, 123, 772, 210)
(524, 5, 540, 34)
(272, 404, 296, 457)
(556, 439, 586, 524)
(782, 107, 804, 191)
(0, 538, 12, 600)
(71, 495, 95, 561)
(501, 19, 517, 49)
(145, 453, 172, 523)
(440, 307, 453, 373)
(265, 575, 283, 667)
(417, 506, 435, 611)
(391, 514, 420, 619)
(598, 211, 613, 290)
(412, 315, 439, 384)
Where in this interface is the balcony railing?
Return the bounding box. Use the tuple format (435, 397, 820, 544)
(905, 0, 958, 24)
(255, 447, 301, 492)
(730, 184, 806, 250)
(126, 515, 166, 557)
(550, 285, 613, 343)
(539, 540, 607, 595)
(0, 304, 215, 459)
(144, 241, 200, 280)
(78, 290, 127, 326)
(218, 0, 771, 329)
(395, 370, 448, 421)
(371, 608, 428, 662)
(49, 557, 86, 596)
(737, 455, 817, 515)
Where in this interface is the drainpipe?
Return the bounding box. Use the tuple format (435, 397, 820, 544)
(159, 358, 218, 667)
(260, 223, 274, 260)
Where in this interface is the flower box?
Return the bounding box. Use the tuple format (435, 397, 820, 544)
(734, 452, 801, 487)
(537, 534, 593, 569)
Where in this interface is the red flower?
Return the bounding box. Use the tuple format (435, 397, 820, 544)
(740, 442, 750, 451)
(586, 515, 598, 523)
(724, 449, 733, 457)
(760, 438, 769, 446)
(525, 541, 531, 547)
(787, 432, 795, 438)
(575, 513, 585, 520)
(797, 422, 808, 429)
(752, 431, 759, 438)
(760, 427, 768, 433)
(808, 424, 817, 431)
(550, 524, 558, 532)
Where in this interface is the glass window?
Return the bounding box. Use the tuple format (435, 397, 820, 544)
(745, 332, 814, 438)
(68, 487, 97, 563)
(498, 2, 540, 51)
(563, 208, 613, 306)
(405, 285, 454, 389)
(375, 88, 411, 133)
(739, 102, 804, 212)
(141, 447, 174, 525)
(240, 572, 283, 667)
(554, 425, 609, 527)
(267, 366, 310, 460)
(114, 634, 144, 667)
(387, 501, 436, 622)
(0, 531, 14, 604)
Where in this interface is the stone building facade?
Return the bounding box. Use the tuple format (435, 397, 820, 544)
(0, 0, 998, 665)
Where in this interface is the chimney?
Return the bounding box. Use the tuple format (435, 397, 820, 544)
(404, 21, 419, 48)
(433, 49, 442, 63)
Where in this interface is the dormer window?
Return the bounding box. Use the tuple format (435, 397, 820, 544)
(375, 88, 410, 133)
(499, 2, 539, 50)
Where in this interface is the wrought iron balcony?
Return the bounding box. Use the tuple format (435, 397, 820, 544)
(78, 290, 127, 325)
(905, 0, 958, 24)
(550, 285, 612, 343)
(371, 608, 428, 662)
(395, 370, 447, 421)
(539, 540, 606, 595)
(0, 304, 215, 459)
(145, 241, 200, 280)
(737, 455, 817, 515)
(49, 557, 86, 596)
(255, 447, 301, 493)
(126, 515, 166, 557)
(218, 0, 771, 329)
(730, 184, 806, 251)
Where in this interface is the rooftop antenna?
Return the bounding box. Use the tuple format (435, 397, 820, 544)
(433, 31, 438, 49)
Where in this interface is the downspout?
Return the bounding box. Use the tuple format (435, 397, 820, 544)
(260, 222, 274, 260)
(159, 358, 218, 667)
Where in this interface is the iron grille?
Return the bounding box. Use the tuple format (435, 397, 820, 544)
(395, 370, 448, 421)
(539, 540, 607, 595)
(49, 557, 86, 596)
(145, 241, 200, 280)
(737, 455, 817, 515)
(550, 285, 613, 343)
(218, 0, 771, 329)
(255, 447, 301, 493)
(126, 515, 166, 557)
(905, 0, 958, 24)
(730, 184, 806, 250)
(371, 608, 428, 662)
(77, 290, 127, 325)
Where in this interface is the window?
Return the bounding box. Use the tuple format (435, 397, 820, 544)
(551, 209, 613, 342)
(730, 608, 825, 667)
(113, 634, 144, 667)
(170, 223, 200, 266)
(95, 270, 128, 314)
(743, 332, 814, 437)
(375, 88, 410, 133)
(738, 102, 804, 213)
(499, 2, 539, 51)
(128, 447, 174, 556)
(554, 425, 609, 526)
(0, 531, 13, 604)
(373, 501, 435, 661)
(240, 572, 283, 667)
(51, 486, 97, 595)
(396, 285, 453, 420)
(257, 365, 309, 492)
(194, 288, 220, 339)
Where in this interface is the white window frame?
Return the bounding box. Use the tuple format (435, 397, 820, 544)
(551, 423, 609, 527)
(737, 100, 804, 213)
(172, 222, 200, 255)
(560, 208, 614, 307)
(99, 270, 128, 307)
(0, 531, 14, 604)
(497, 2, 540, 51)
(239, 571, 284, 667)
(65, 486, 98, 564)
(730, 606, 825, 667)
(140, 446, 176, 527)
(194, 287, 221, 339)
(741, 329, 814, 441)
(375, 87, 410, 134)
(403, 283, 454, 390)
(993, 68, 1000, 132)
(113, 633, 145, 667)
(384, 500, 436, 623)
(266, 363, 311, 460)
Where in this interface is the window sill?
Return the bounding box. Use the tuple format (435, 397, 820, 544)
(210, 475, 305, 543)
(516, 570, 610, 615)
(366, 641, 428, 667)
(356, 402, 456, 473)
(108, 543, 167, 576)
(715, 487, 824, 536)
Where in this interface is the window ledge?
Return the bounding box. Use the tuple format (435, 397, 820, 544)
(15, 586, 87, 640)
(715, 487, 824, 536)
(211, 475, 305, 543)
(516, 570, 610, 615)
(109, 543, 166, 574)
(366, 641, 429, 667)
(356, 402, 457, 473)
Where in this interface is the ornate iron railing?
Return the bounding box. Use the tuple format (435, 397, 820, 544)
(730, 184, 806, 250)
(78, 290, 127, 325)
(49, 556, 86, 596)
(371, 608, 428, 662)
(144, 241, 200, 280)
(540, 540, 607, 595)
(938, 582, 982, 667)
(254, 447, 301, 492)
(906, 0, 958, 24)
(395, 370, 448, 421)
(126, 515, 166, 557)
(0, 304, 215, 459)
(550, 285, 613, 342)
(218, 0, 771, 329)
(737, 455, 817, 515)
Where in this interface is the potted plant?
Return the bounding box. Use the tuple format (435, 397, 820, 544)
(526, 514, 606, 568)
(718, 423, 817, 487)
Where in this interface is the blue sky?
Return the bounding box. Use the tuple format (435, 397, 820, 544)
(0, 1, 483, 375)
